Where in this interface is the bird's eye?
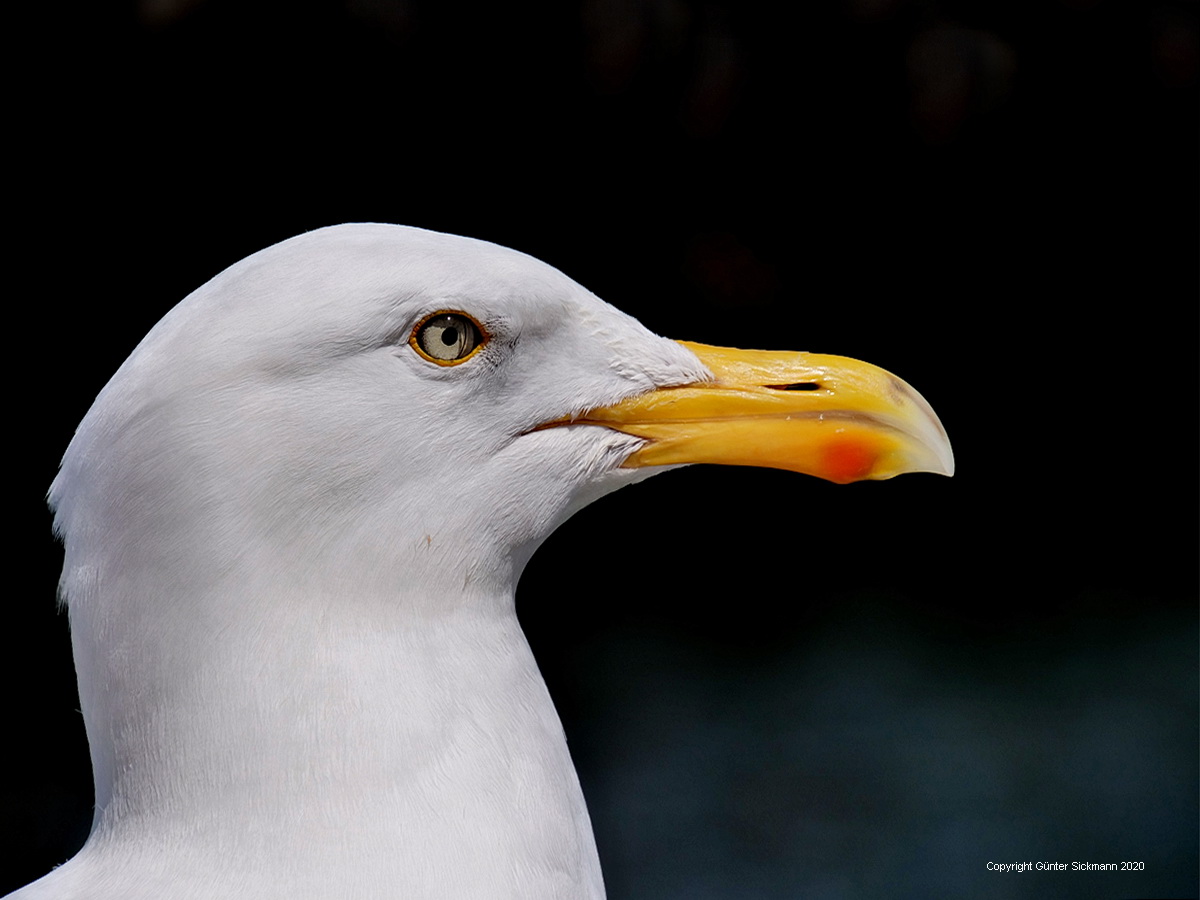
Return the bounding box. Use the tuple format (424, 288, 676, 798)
(410, 312, 486, 365)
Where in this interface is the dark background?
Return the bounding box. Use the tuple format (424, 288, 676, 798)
(9, 0, 1197, 897)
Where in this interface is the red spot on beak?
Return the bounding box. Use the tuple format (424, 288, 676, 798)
(823, 438, 877, 484)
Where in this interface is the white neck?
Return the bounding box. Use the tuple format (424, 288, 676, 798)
(58, 576, 605, 900)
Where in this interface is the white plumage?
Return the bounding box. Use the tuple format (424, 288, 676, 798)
(13, 224, 951, 899)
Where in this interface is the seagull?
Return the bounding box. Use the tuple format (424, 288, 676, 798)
(13, 224, 953, 899)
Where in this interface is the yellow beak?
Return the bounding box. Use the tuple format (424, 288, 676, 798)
(574, 341, 954, 484)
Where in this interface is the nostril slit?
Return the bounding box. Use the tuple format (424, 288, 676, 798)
(767, 383, 821, 391)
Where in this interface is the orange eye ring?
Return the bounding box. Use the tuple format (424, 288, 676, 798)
(409, 311, 488, 366)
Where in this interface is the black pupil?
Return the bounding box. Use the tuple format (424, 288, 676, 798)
(440, 326, 459, 347)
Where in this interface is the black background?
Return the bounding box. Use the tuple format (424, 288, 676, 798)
(8, 0, 1197, 897)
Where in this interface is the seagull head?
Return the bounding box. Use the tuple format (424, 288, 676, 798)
(52, 223, 952, 613)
